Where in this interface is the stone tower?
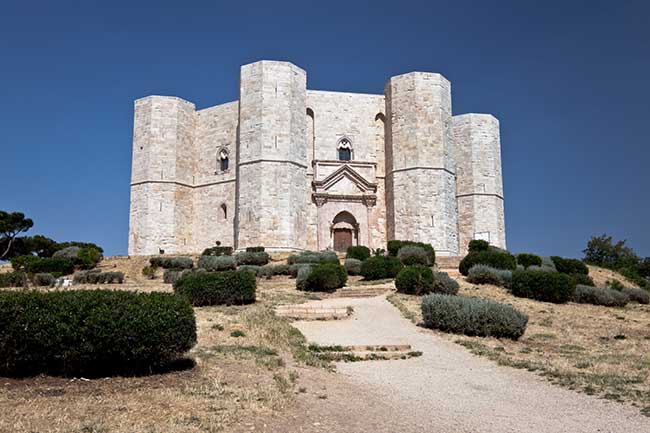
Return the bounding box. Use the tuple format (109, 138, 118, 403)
(385, 72, 459, 256)
(128, 96, 195, 255)
(235, 61, 310, 250)
(451, 114, 506, 253)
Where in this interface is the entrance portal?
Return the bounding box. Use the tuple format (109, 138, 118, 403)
(331, 211, 359, 252)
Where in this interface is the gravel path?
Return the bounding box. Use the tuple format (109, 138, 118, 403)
(293, 295, 650, 433)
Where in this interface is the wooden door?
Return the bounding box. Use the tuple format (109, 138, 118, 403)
(333, 229, 353, 252)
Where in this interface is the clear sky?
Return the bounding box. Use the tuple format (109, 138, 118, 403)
(2, 0, 649, 258)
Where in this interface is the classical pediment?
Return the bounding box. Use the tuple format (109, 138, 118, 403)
(312, 164, 377, 194)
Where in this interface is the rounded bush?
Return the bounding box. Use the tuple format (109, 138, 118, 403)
(516, 253, 542, 269)
(421, 294, 528, 340)
(459, 250, 516, 276)
(550, 256, 589, 275)
(257, 264, 290, 279)
(346, 246, 371, 261)
(344, 258, 362, 276)
(571, 273, 595, 287)
(297, 263, 347, 292)
(573, 285, 628, 307)
(238, 265, 261, 275)
(467, 264, 512, 287)
(511, 270, 576, 304)
(397, 246, 429, 266)
(395, 266, 433, 295)
(201, 246, 233, 256)
(173, 270, 256, 306)
(288, 251, 339, 265)
(468, 239, 490, 253)
(289, 263, 313, 279)
(245, 246, 265, 253)
(387, 240, 435, 265)
(432, 272, 460, 295)
(0, 290, 197, 377)
(149, 256, 193, 270)
(0, 272, 27, 288)
(32, 273, 55, 287)
(620, 287, 650, 304)
(198, 255, 236, 271)
(235, 251, 270, 266)
(360, 256, 404, 280)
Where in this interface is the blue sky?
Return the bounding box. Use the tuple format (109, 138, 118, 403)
(2, 0, 649, 258)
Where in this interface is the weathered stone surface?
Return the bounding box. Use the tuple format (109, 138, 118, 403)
(127, 61, 506, 256)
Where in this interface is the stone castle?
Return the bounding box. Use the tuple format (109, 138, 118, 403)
(128, 60, 506, 256)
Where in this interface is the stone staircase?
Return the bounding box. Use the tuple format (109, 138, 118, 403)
(275, 305, 352, 320)
(309, 344, 422, 362)
(332, 285, 393, 298)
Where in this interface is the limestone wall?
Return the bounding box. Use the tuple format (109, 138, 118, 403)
(451, 114, 506, 253)
(385, 72, 459, 256)
(236, 61, 310, 250)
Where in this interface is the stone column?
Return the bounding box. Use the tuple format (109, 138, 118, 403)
(451, 114, 506, 254)
(236, 61, 309, 251)
(385, 72, 459, 256)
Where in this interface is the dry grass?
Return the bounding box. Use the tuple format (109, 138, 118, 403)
(0, 257, 328, 433)
(388, 267, 650, 415)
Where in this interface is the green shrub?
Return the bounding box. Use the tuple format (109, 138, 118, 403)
(540, 256, 558, 271)
(607, 279, 624, 290)
(459, 250, 516, 276)
(173, 271, 256, 306)
(11, 255, 74, 275)
(573, 285, 629, 307)
(77, 247, 103, 269)
(395, 266, 433, 295)
(344, 258, 362, 276)
(550, 256, 589, 275)
(289, 263, 313, 279)
(198, 255, 236, 271)
(52, 246, 81, 260)
(201, 246, 233, 256)
(297, 263, 347, 292)
(142, 265, 156, 280)
(10, 255, 40, 273)
(467, 264, 512, 287)
(346, 246, 370, 261)
(360, 256, 403, 280)
(163, 269, 205, 285)
(238, 265, 261, 276)
(571, 273, 595, 287)
(397, 246, 429, 266)
(32, 273, 55, 287)
(516, 253, 542, 269)
(387, 240, 435, 265)
(149, 256, 193, 270)
(73, 270, 124, 284)
(617, 266, 650, 290)
(245, 246, 265, 253)
(432, 272, 460, 295)
(0, 272, 27, 288)
(235, 251, 270, 266)
(0, 290, 196, 376)
(468, 239, 490, 253)
(257, 264, 290, 279)
(421, 294, 528, 340)
(619, 287, 650, 304)
(511, 270, 576, 304)
(295, 265, 312, 290)
(287, 251, 339, 265)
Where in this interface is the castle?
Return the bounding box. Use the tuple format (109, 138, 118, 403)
(128, 60, 506, 256)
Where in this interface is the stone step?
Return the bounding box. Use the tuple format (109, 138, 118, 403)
(311, 347, 422, 362)
(275, 305, 351, 320)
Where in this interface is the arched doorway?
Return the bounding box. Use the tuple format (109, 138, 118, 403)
(331, 211, 359, 252)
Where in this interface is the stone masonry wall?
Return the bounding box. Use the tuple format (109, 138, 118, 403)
(385, 72, 459, 256)
(451, 113, 506, 253)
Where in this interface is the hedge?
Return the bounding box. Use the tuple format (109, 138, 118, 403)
(0, 290, 197, 377)
(395, 266, 433, 295)
(346, 246, 371, 261)
(11, 255, 74, 276)
(344, 258, 362, 276)
(245, 246, 265, 253)
(620, 287, 650, 304)
(173, 271, 256, 306)
(32, 273, 55, 287)
(550, 256, 589, 275)
(421, 294, 528, 340)
(73, 270, 125, 284)
(201, 246, 233, 256)
(360, 256, 403, 280)
(149, 256, 194, 270)
(397, 246, 429, 266)
(0, 272, 27, 288)
(53, 246, 102, 269)
(459, 250, 516, 276)
(296, 263, 347, 292)
(387, 240, 435, 265)
(468, 239, 490, 253)
(516, 253, 542, 269)
(573, 285, 628, 307)
(287, 251, 339, 265)
(432, 272, 460, 295)
(511, 269, 575, 304)
(198, 255, 236, 271)
(257, 264, 291, 279)
(235, 251, 270, 266)
(289, 263, 313, 278)
(238, 265, 261, 276)
(467, 265, 512, 288)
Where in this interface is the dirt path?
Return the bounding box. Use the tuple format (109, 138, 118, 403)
(285, 295, 650, 433)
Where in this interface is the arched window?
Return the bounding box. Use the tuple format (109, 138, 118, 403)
(219, 149, 229, 172)
(337, 137, 352, 161)
(220, 203, 227, 220)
